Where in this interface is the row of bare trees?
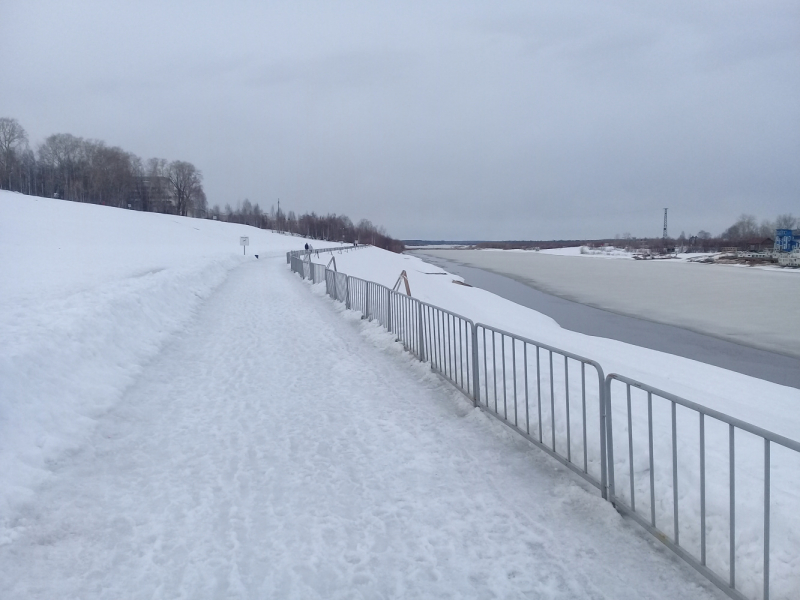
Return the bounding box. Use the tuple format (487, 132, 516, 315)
(719, 213, 797, 241)
(0, 117, 205, 216)
(211, 200, 404, 252)
(1, 117, 404, 252)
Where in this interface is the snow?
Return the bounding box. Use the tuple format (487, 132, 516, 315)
(0, 192, 326, 519)
(0, 190, 794, 598)
(302, 245, 800, 600)
(0, 254, 720, 599)
(541, 245, 633, 258)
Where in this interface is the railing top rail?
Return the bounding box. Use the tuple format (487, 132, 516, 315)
(607, 373, 800, 452)
(476, 322, 605, 377)
(340, 272, 475, 325)
(288, 244, 367, 258)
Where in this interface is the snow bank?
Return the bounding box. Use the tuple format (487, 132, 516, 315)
(301, 245, 800, 599)
(0, 191, 317, 521)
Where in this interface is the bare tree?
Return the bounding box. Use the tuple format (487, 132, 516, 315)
(721, 214, 759, 240)
(38, 133, 85, 200)
(166, 160, 203, 216)
(775, 214, 797, 230)
(0, 117, 29, 190)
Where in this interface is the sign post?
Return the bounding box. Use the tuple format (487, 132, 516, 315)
(240, 236, 250, 255)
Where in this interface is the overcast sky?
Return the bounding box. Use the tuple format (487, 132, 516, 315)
(1, 0, 797, 240)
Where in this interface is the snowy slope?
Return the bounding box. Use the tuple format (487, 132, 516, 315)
(0, 191, 318, 519)
(0, 191, 795, 598)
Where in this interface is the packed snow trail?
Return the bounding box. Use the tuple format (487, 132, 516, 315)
(1, 258, 722, 599)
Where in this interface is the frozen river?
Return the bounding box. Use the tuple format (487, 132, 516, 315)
(412, 249, 800, 389)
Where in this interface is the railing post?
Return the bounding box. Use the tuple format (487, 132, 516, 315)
(387, 288, 392, 333)
(604, 375, 615, 503)
(471, 323, 480, 407)
(417, 301, 425, 362)
(365, 283, 370, 320)
(345, 276, 351, 309)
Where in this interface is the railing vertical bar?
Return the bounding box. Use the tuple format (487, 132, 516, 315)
(512, 340, 518, 426)
(402, 297, 406, 346)
(453, 316, 459, 385)
(437, 310, 443, 372)
(502, 334, 508, 420)
(582, 362, 587, 473)
(565, 356, 571, 462)
(672, 401, 679, 544)
(442, 312, 450, 377)
(483, 328, 488, 407)
(466, 321, 472, 396)
(627, 383, 635, 512)
(764, 438, 770, 600)
(536, 346, 542, 443)
(449, 313, 454, 380)
(407, 298, 411, 348)
(428, 307, 435, 368)
(417, 302, 425, 362)
(421, 305, 428, 361)
(648, 392, 656, 527)
(700, 413, 706, 566)
(451, 314, 457, 381)
(524, 343, 530, 435)
(471, 322, 479, 404)
(459, 319, 465, 388)
(549, 350, 555, 451)
(444, 313, 449, 379)
(492, 331, 498, 413)
(730, 424, 736, 589)
(401, 296, 406, 345)
(386, 290, 390, 331)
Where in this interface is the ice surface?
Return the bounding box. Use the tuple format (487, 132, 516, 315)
(417, 248, 800, 359)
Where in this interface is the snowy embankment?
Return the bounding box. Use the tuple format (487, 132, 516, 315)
(0, 191, 315, 522)
(309, 245, 800, 599)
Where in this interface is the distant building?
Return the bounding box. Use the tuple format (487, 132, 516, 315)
(774, 229, 799, 253)
(130, 176, 175, 213)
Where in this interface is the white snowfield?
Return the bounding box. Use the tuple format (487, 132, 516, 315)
(291, 245, 800, 600)
(0, 191, 792, 598)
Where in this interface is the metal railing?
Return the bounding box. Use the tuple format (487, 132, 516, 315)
(286, 244, 364, 265)
(420, 303, 475, 398)
(476, 324, 608, 497)
(606, 374, 800, 600)
(288, 254, 799, 600)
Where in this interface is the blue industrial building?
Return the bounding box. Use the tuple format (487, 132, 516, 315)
(774, 229, 799, 252)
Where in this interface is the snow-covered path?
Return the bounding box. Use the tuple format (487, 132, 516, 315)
(1, 258, 722, 599)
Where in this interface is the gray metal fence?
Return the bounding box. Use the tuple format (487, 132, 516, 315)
(606, 374, 800, 600)
(476, 324, 608, 497)
(288, 253, 799, 600)
(421, 303, 475, 398)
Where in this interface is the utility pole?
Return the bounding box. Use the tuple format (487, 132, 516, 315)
(663, 208, 668, 239)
